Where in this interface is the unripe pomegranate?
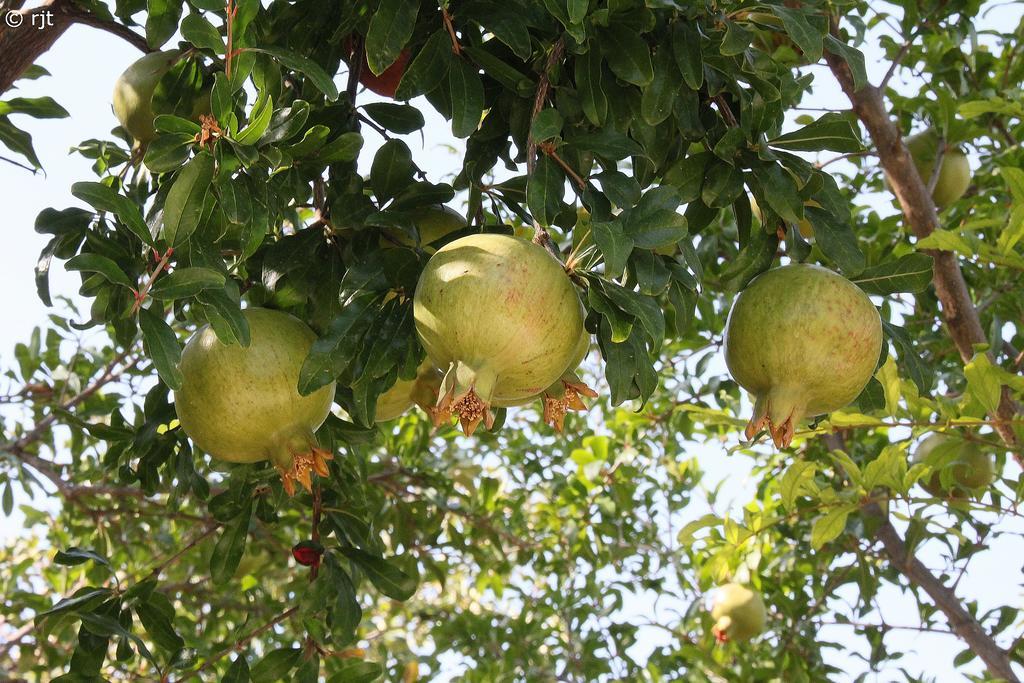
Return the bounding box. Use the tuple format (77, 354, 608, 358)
(374, 361, 443, 422)
(174, 308, 335, 495)
(906, 131, 971, 207)
(914, 433, 995, 498)
(381, 205, 467, 250)
(414, 234, 584, 434)
(724, 264, 882, 448)
(112, 51, 209, 146)
(710, 583, 766, 643)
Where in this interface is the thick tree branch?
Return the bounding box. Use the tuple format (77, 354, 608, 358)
(0, 0, 148, 96)
(874, 517, 1019, 682)
(824, 26, 1021, 457)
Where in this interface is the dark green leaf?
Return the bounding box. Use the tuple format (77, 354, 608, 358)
(71, 182, 154, 246)
(597, 27, 653, 86)
(853, 254, 934, 295)
(251, 648, 302, 683)
(805, 205, 865, 274)
(163, 153, 215, 246)
(247, 48, 340, 101)
(181, 13, 224, 53)
(395, 31, 452, 101)
(210, 501, 251, 585)
(139, 307, 184, 391)
(672, 21, 703, 90)
(527, 155, 565, 227)
(135, 600, 184, 652)
(327, 660, 384, 683)
(769, 113, 862, 153)
(365, 0, 419, 75)
(448, 59, 484, 139)
(341, 547, 417, 600)
(66, 253, 134, 288)
(362, 103, 425, 134)
(575, 44, 607, 126)
(370, 139, 415, 203)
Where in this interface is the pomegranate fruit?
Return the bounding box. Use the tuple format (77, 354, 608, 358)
(381, 205, 467, 250)
(710, 583, 766, 643)
(174, 308, 335, 495)
(724, 264, 882, 448)
(112, 50, 209, 145)
(414, 234, 584, 434)
(906, 131, 971, 207)
(374, 361, 443, 422)
(913, 433, 995, 498)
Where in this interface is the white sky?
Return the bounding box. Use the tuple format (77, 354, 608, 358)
(2, 5, 1022, 681)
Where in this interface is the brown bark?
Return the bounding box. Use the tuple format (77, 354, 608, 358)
(875, 515, 1019, 682)
(0, 0, 149, 95)
(824, 29, 1021, 458)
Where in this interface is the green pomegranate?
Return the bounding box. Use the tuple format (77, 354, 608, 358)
(374, 361, 443, 422)
(382, 205, 467, 250)
(905, 130, 971, 207)
(710, 583, 766, 643)
(490, 328, 597, 431)
(414, 234, 584, 434)
(914, 433, 995, 498)
(112, 50, 209, 145)
(724, 264, 882, 448)
(174, 308, 335, 495)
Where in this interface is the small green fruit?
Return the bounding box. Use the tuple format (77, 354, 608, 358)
(914, 433, 995, 498)
(112, 50, 209, 146)
(710, 583, 766, 643)
(382, 205, 467, 250)
(374, 361, 443, 422)
(905, 131, 971, 207)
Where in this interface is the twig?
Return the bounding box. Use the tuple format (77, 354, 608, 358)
(539, 142, 587, 192)
(0, 154, 36, 173)
(441, 7, 461, 56)
(346, 33, 364, 104)
(526, 37, 566, 259)
(815, 150, 871, 170)
(225, 0, 238, 80)
(131, 248, 174, 315)
(60, 4, 150, 54)
(185, 606, 299, 678)
(147, 524, 220, 580)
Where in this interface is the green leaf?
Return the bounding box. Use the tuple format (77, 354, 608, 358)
(35, 587, 113, 620)
(964, 353, 1003, 415)
(341, 548, 417, 600)
(149, 267, 226, 301)
(527, 156, 565, 227)
(771, 6, 823, 63)
(71, 182, 154, 246)
(780, 461, 818, 511)
(135, 600, 185, 652)
(362, 103, 425, 134)
(852, 254, 933, 295)
(234, 90, 274, 146)
(298, 293, 378, 394)
(210, 501, 251, 585)
(162, 153, 215, 246)
(143, 133, 194, 174)
(823, 35, 866, 92)
(247, 48, 340, 101)
(65, 253, 134, 288)
(0, 96, 69, 119)
(575, 44, 607, 127)
(882, 321, 931, 395)
(567, 128, 644, 161)
(327, 660, 384, 683)
(371, 139, 415, 203)
(811, 506, 852, 550)
(672, 21, 703, 90)
(317, 132, 364, 163)
(448, 59, 484, 138)
(597, 27, 653, 86)
(146, 0, 182, 47)
(0, 117, 42, 170)
(805, 206, 865, 274)
(769, 113, 861, 153)
(139, 307, 184, 391)
(641, 48, 678, 126)
(224, 656, 251, 683)
(592, 219, 634, 278)
(259, 100, 310, 145)
(53, 547, 111, 568)
(622, 187, 687, 249)
(530, 108, 563, 142)
(394, 31, 452, 101)
(365, 0, 419, 75)
(251, 648, 302, 683)
(181, 13, 224, 53)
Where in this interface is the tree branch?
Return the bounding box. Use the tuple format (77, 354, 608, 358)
(526, 37, 566, 260)
(0, 0, 148, 95)
(824, 23, 1021, 458)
